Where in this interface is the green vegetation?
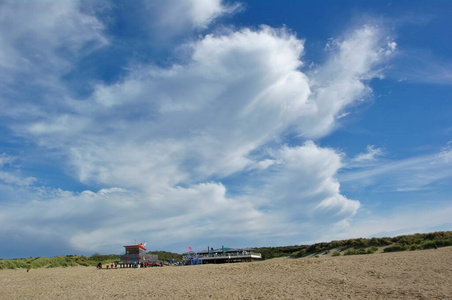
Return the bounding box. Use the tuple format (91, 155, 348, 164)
(344, 248, 367, 256)
(254, 231, 452, 259)
(367, 247, 379, 254)
(383, 245, 409, 253)
(1, 231, 451, 270)
(0, 254, 119, 270)
(343, 247, 376, 255)
(147, 251, 183, 263)
(382, 232, 452, 253)
(0, 251, 183, 270)
(255, 245, 307, 260)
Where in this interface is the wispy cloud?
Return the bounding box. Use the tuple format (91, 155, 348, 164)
(146, 0, 242, 39)
(354, 145, 384, 162)
(389, 49, 452, 85)
(0, 154, 15, 167)
(340, 146, 452, 192)
(301, 25, 396, 137)
(0, 154, 36, 187)
(315, 202, 452, 243)
(347, 145, 385, 168)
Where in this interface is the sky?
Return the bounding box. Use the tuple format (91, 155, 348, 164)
(0, 0, 451, 258)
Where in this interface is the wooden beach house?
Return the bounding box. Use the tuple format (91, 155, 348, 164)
(118, 243, 159, 267)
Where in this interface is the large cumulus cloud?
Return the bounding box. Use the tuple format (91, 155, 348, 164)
(0, 1, 396, 256)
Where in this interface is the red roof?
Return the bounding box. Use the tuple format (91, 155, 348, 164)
(123, 243, 147, 251)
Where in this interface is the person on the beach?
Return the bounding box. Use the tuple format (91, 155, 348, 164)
(97, 262, 102, 269)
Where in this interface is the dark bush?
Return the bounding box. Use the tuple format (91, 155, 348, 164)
(410, 245, 419, 251)
(384, 245, 408, 253)
(366, 247, 378, 254)
(293, 249, 307, 258)
(344, 248, 367, 255)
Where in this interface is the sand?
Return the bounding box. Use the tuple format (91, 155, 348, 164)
(1, 246, 451, 299)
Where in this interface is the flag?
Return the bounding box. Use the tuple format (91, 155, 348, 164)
(188, 247, 193, 252)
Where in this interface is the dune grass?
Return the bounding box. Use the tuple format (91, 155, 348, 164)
(0, 254, 119, 270)
(255, 231, 452, 259)
(2, 231, 451, 269)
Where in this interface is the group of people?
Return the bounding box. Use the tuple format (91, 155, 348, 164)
(96, 262, 116, 269)
(96, 261, 148, 269)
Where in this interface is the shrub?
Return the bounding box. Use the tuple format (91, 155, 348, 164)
(78, 261, 90, 267)
(293, 249, 307, 258)
(422, 241, 438, 249)
(384, 245, 408, 253)
(422, 239, 452, 249)
(344, 248, 366, 256)
(366, 247, 378, 254)
(332, 251, 341, 257)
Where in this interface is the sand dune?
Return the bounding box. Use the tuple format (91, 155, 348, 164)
(1, 246, 451, 299)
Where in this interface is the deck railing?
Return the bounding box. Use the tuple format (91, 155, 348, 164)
(192, 252, 261, 259)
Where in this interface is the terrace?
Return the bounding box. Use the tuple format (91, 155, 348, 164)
(183, 247, 262, 264)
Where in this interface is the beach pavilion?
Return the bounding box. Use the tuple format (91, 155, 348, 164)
(183, 246, 262, 265)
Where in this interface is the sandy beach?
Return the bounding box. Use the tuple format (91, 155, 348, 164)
(1, 246, 451, 299)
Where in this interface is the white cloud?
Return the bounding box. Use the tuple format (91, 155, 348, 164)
(0, 154, 15, 167)
(0, 181, 265, 254)
(351, 145, 385, 164)
(0, 172, 36, 187)
(0, 154, 36, 187)
(340, 147, 452, 193)
(301, 26, 396, 137)
(0, 1, 402, 256)
(185, 0, 241, 29)
(325, 203, 452, 243)
(0, 0, 108, 124)
(24, 26, 311, 186)
(0, 1, 107, 77)
(254, 159, 278, 170)
(0, 142, 359, 254)
(147, 0, 241, 39)
(388, 48, 452, 85)
(24, 25, 392, 187)
(253, 142, 360, 224)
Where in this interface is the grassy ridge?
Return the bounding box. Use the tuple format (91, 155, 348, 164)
(1, 231, 451, 269)
(254, 231, 452, 259)
(147, 251, 183, 262)
(0, 252, 181, 270)
(0, 254, 119, 270)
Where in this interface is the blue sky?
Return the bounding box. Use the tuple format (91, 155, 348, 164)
(0, 0, 451, 258)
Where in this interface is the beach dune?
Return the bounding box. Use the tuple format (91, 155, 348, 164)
(1, 246, 451, 299)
